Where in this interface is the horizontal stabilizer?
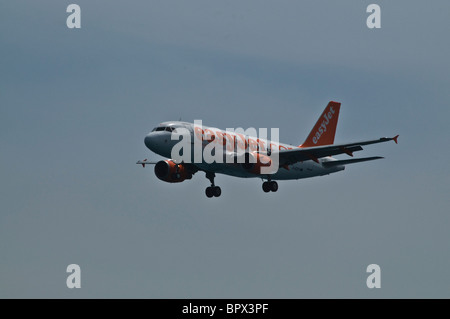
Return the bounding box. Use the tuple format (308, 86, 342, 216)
(322, 156, 384, 168)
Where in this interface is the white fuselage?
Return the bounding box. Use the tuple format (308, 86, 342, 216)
(144, 121, 344, 180)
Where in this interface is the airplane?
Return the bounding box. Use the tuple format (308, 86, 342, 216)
(137, 101, 398, 198)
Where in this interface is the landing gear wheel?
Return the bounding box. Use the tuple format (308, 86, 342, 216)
(213, 186, 221, 197)
(205, 187, 214, 198)
(205, 172, 222, 198)
(262, 182, 270, 193)
(269, 181, 278, 192)
(204, 172, 223, 198)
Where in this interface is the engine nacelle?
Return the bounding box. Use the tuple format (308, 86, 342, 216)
(154, 160, 192, 183)
(241, 152, 272, 175)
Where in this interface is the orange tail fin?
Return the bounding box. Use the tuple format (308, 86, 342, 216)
(300, 101, 341, 147)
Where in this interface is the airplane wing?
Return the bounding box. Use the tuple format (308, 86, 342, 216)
(136, 159, 199, 174)
(136, 159, 159, 167)
(277, 135, 398, 166)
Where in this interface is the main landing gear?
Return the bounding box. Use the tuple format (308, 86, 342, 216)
(262, 178, 278, 193)
(205, 172, 221, 198)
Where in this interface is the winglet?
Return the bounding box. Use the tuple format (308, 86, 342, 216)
(137, 159, 148, 167)
(393, 135, 399, 144)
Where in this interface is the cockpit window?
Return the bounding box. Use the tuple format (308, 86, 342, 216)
(151, 126, 175, 132)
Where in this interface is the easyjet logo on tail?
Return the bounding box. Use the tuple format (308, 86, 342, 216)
(313, 106, 335, 144)
(301, 101, 341, 148)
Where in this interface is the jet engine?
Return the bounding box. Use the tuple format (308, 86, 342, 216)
(154, 160, 192, 183)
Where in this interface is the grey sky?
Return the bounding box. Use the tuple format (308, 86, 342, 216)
(1, 1, 449, 298)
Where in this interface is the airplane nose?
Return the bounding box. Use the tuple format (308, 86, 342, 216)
(144, 133, 158, 150)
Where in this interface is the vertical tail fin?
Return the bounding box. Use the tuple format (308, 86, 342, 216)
(300, 101, 341, 147)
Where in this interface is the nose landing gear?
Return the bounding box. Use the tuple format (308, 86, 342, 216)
(205, 186, 221, 198)
(205, 172, 221, 198)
